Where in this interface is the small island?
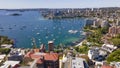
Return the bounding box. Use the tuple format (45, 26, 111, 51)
(7, 13, 22, 16)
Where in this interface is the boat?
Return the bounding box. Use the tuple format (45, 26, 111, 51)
(58, 28, 61, 30)
(8, 27, 12, 30)
(34, 27, 38, 30)
(53, 27, 56, 29)
(6, 13, 22, 16)
(44, 27, 47, 30)
(36, 33, 40, 35)
(58, 32, 61, 34)
(45, 36, 48, 39)
(53, 39, 56, 41)
(68, 30, 78, 34)
(38, 39, 41, 41)
(51, 34, 54, 37)
(0, 27, 3, 29)
(20, 28, 23, 30)
(14, 24, 17, 26)
(22, 25, 27, 28)
(0, 29, 4, 32)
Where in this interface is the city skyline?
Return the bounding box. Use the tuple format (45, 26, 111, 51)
(0, 0, 120, 9)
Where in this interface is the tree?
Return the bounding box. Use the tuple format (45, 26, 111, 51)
(74, 45, 89, 54)
(101, 27, 109, 34)
(0, 48, 11, 54)
(0, 36, 14, 46)
(111, 38, 120, 46)
(107, 49, 120, 63)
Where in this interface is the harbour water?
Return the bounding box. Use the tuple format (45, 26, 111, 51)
(0, 10, 86, 48)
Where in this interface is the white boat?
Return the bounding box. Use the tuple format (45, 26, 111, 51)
(68, 30, 78, 34)
(45, 36, 48, 39)
(51, 34, 54, 37)
(53, 39, 56, 41)
(36, 33, 40, 35)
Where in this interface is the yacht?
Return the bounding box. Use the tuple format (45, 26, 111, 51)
(68, 30, 78, 34)
(36, 32, 40, 35)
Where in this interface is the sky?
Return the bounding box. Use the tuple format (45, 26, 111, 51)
(0, 0, 120, 9)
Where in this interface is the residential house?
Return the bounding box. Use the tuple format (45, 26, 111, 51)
(25, 49, 59, 68)
(7, 48, 25, 61)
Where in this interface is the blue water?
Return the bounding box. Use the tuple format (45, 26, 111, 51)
(0, 10, 86, 48)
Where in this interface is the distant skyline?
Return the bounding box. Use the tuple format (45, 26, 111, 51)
(0, 0, 120, 9)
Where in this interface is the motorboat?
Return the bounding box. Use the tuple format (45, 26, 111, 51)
(68, 30, 78, 34)
(36, 33, 40, 35)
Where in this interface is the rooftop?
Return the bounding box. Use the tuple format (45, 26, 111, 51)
(0, 54, 6, 63)
(0, 60, 20, 68)
(114, 62, 120, 68)
(0, 54, 6, 60)
(71, 57, 87, 68)
(25, 51, 58, 64)
(101, 65, 113, 68)
(1, 44, 13, 48)
(8, 48, 25, 56)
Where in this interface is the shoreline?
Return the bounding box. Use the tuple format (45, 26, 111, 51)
(75, 39, 86, 47)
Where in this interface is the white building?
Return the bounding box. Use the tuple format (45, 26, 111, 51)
(88, 47, 99, 60)
(111, 62, 120, 68)
(101, 44, 117, 53)
(0, 54, 6, 63)
(1, 44, 13, 48)
(88, 47, 107, 61)
(60, 55, 89, 68)
(0, 60, 20, 68)
(115, 62, 120, 68)
(8, 48, 25, 61)
(71, 57, 89, 68)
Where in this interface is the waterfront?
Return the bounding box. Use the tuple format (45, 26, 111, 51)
(0, 10, 86, 48)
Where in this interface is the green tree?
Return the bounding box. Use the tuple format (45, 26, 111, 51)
(0, 36, 14, 46)
(107, 49, 120, 63)
(111, 38, 120, 46)
(0, 48, 11, 54)
(74, 45, 89, 54)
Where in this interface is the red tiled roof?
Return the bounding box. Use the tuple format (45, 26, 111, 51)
(101, 65, 113, 68)
(44, 53, 58, 61)
(25, 51, 59, 64)
(30, 54, 41, 59)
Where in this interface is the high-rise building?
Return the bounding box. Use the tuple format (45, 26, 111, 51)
(48, 41, 54, 51)
(117, 26, 120, 34)
(116, 18, 120, 26)
(108, 25, 120, 37)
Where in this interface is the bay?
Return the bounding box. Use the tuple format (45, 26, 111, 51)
(0, 10, 86, 48)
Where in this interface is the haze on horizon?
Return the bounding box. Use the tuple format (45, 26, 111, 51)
(0, 0, 120, 9)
